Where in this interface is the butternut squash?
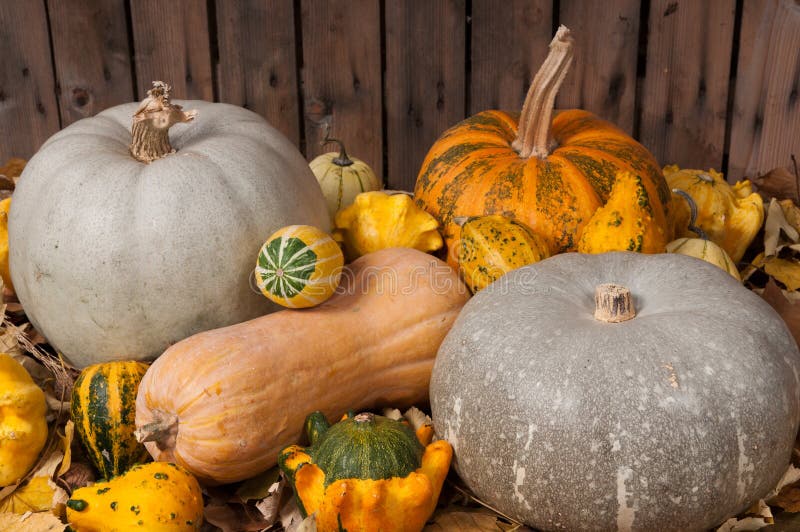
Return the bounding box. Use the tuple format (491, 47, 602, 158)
(135, 248, 469, 484)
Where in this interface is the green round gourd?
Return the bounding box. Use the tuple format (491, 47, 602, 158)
(306, 412, 423, 485)
(71, 361, 151, 479)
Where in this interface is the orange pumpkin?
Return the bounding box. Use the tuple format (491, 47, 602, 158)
(414, 26, 672, 265)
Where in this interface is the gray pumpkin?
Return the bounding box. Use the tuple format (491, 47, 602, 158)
(9, 84, 329, 368)
(431, 252, 800, 531)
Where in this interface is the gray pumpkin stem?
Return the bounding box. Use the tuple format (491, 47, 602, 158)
(594, 283, 635, 323)
(130, 81, 197, 163)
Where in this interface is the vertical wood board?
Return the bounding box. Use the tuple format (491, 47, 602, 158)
(129, 0, 214, 101)
(558, 0, 641, 134)
(729, 0, 800, 180)
(639, 0, 736, 170)
(0, 0, 60, 160)
(47, 0, 134, 126)
(300, 0, 382, 174)
(216, 0, 300, 146)
(385, 0, 466, 190)
(470, 0, 553, 113)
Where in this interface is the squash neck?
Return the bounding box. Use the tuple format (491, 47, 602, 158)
(129, 81, 197, 163)
(512, 25, 574, 160)
(594, 283, 635, 323)
(135, 410, 179, 450)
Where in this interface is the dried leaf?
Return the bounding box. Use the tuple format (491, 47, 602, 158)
(424, 511, 504, 531)
(235, 467, 280, 502)
(765, 198, 800, 257)
(761, 279, 800, 347)
(716, 516, 770, 532)
(0, 477, 55, 514)
(404, 406, 433, 432)
(382, 408, 403, 421)
(753, 166, 799, 203)
(0, 511, 63, 531)
(58, 421, 74, 477)
(766, 464, 800, 501)
(280, 498, 308, 532)
(203, 501, 271, 532)
(288, 514, 317, 532)
(764, 257, 800, 291)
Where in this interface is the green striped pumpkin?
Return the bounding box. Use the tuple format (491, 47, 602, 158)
(255, 225, 344, 308)
(71, 361, 150, 479)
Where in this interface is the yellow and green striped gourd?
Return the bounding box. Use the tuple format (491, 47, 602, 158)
(255, 225, 344, 308)
(71, 361, 150, 479)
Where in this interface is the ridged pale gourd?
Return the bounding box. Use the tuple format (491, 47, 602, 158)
(310, 138, 382, 220)
(71, 361, 151, 479)
(254, 225, 344, 308)
(279, 411, 452, 532)
(458, 215, 549, 293)
(414, 26, 671, 267)
(66, 462, 203, 532)
(0, 354, 47, 486)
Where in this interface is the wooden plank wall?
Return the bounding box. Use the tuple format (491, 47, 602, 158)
(1, 0, 799, 189)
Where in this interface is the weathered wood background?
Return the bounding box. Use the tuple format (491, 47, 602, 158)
(1, 0, 799, 190)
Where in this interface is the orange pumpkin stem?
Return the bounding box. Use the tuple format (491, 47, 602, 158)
(130, 81, 197, 163)
(594, 283, 635, 323)
(513, 25, 575, 159)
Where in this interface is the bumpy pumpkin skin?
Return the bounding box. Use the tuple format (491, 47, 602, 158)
(279, 412, 452, 532)
(665, 165, 763, 263)
(66, 462, 203, 531)
(255, 225, 343, 308)
(432, 252, 800, 531)
(458, 215, 549, 293)
(415, 109, 672, 263)
(666, 237, 741, 281)
(71, 361, 151, 479)
(333, 191, 443, 261)
(0, 354, 47, 486)
(9, 100, 329, 368)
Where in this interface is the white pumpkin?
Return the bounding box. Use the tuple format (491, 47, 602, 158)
(9, 82, 329, 368)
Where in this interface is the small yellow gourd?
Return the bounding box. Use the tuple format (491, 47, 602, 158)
(577, 171, 671, 254)
(310, 138, 382, 220)
(458, 215, 549, 293)
(333, 191, 443, 261)
(664, 165, 764, 262)
(255, 225, 344, 308)
(666, 189, 742, 280)
(66, 462, 203, 531)
(0, 353, 47, 486)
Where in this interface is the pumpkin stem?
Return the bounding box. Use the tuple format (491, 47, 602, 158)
(594, 283, 635, 323)
(321, 137, 354, 167)
(134, 412, 179, 450)
(512, 25, 574, 159)
(672, 189, 710, 240)
(129, 81, 197, 163)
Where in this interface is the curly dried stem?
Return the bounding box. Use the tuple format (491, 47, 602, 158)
(512, 25, 575, 159)
(130, 81, 197, 163)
